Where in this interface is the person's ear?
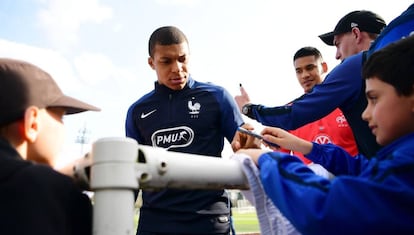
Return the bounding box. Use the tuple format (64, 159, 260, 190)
(22, 106, 40, 142)
(148, 57, 155, 70)
(321, 62, 328, 73)
(352, 27, 362, 43)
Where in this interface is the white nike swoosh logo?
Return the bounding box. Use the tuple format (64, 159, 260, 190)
(141, 109, 157, 118)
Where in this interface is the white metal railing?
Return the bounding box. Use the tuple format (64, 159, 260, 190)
(71, 137, 249, 235)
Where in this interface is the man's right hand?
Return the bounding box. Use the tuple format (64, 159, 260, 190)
(234, 84, 251, 112)
(231, 123, 261, 152)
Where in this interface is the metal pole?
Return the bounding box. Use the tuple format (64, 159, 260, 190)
(136, 145, 249, 190)
(90, 137, 139, 235)
(88, 137, 249, 235)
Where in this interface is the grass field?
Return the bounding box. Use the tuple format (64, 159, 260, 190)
(232, 209, 260, 233)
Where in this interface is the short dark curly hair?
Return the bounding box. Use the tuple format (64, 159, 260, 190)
(293, 46, 323, 62)
(148, 26, 188, 57)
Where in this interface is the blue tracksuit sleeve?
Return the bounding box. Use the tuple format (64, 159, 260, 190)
(305, 143, 368, 176)
(125, 104, 142, 142)
(252, 53, 364, 130)
(257, 135, 414, 235)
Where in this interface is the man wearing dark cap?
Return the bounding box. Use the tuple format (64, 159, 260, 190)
(319, 10, 386, 60)
(234, 10, 389, 159)
(0, 58, 99, 234)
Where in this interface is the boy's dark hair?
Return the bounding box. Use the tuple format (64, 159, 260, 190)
(148, 26, 188, 57)
(363, 36, 414, 96)
(293, 46, 323, 62)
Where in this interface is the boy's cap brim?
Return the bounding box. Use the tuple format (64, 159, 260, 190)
(0, 58, 100, 126)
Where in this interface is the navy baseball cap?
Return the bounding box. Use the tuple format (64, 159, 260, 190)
(319, 10, 386, 46)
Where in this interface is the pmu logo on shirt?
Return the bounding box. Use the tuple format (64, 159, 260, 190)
(151, 126, 194, 149)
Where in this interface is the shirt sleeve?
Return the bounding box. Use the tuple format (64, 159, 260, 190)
(125, 105, 143, 143)
(305, 142, 368, 176)
(257, 149, 413, 234)
(252, 53, 364, 130)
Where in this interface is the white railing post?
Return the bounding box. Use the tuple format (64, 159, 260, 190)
(90, 137, 139, 235)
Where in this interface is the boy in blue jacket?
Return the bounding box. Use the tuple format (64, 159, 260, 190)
(236, 36, 414, 235)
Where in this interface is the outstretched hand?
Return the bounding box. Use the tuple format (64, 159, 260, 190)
(234, 84, 251, 111)
(261, 127, 313, 155)
(235, 126, 313, 166)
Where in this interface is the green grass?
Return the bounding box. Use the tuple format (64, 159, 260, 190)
(232, 209, 260, 233)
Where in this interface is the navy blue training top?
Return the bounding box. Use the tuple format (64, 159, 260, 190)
(125, 76, 244, 233)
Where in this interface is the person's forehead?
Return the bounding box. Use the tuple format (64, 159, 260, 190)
(365, 77, 385, 89)
(46, 107, 66, 119)
(333, 32, 351, 46)
(153, 42, 189, 56)
(294, 55, 319, 68)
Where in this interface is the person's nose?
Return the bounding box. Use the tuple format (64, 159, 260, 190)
(335, 49, 342, 60)
(171, 61, 183, 73)
(301, 71, 310, 79)
(361, 104, 371, 122)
